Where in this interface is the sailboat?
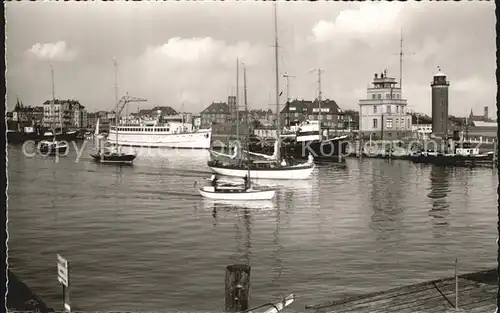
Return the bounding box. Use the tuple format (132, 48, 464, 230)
(89, 96, 138, 164)
(37, 65, 69, 156)
(207, 3, 315, 180)
(38, 136, 69, 155)
(90, 59, 140, 165)
(199, 65, 277, 201)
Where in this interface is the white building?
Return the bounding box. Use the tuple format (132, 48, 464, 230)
(358, 70, 412, 139)
(411, 124, 432, 139)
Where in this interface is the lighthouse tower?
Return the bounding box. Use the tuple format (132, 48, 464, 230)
(431, 66, 450, 139)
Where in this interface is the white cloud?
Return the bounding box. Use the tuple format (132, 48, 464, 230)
(311, 2, 405, 43)
(143, 37, 265, 68)
(28, 41, 77, 61)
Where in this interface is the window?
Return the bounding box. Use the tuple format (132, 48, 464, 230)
(396, 106, 399, 113)
(377, 94, 382, 99)
(395, 118, 399, 127)
(373, 106, 377, 113)
(386, 118, 393, 128)
(373, 118, 378, 128)
(386, 94, 390, 99)
(386, 105, 391, 113)
(372, 94, 376, 99)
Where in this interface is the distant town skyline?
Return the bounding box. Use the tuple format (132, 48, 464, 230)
(6, 1, 495, 116)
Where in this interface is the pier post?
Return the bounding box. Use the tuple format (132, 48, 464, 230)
(455, 258, 458, 310)
(225, 264, 251, 312)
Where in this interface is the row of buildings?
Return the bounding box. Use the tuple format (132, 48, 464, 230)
(8, 68, 496, 142)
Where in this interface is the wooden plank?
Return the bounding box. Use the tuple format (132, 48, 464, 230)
(306, 269, 496, 312)
(310, 278, 478, 313)
(310, 279, 496, 313)
(325, 285, 478, 313)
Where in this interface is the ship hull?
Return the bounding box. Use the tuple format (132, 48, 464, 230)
(107, 129, 212, 149)
(207, 162, 315, 180)
(409, 154, 494, 166)
(199, 186, 276, 201)
(89, 152, 136, 164)
(282, 139, 350, 161)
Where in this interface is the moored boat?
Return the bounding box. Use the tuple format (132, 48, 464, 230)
(37, 138, 69, 155)
(89, 149, 136, 164)
(208, 5, 315, 181)
(409, 143, 494, 166)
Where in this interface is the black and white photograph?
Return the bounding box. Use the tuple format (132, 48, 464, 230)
(4, 1, 499, 312)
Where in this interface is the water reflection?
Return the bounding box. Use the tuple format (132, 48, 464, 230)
(271, 202, 284, 285)
(369, 161, 405, 243)
(427, 165, 451, 237)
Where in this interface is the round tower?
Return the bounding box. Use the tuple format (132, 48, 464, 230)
(431, 66, 449, 139)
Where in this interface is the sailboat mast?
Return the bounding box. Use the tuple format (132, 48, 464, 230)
(114, 58, 120, 154)
(273, 2, 281, 162)
(243, 64, 250, 183)
(113, 57, 119, 115)
(236, 58, 240, 142)
(317, 68, 323, 141)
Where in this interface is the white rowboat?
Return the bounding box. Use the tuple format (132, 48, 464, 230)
(198, 186, 276, 201)
(208, 162, 315, 180)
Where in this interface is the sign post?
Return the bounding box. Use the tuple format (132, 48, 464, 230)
(57, 254, 71, 313)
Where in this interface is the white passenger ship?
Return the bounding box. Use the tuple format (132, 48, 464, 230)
(107, 115, 212, 149)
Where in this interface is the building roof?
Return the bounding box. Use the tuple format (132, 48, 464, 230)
(472, 121, 497, 128)
(201, 102, 230, 114)
(280, 99, 341, 115)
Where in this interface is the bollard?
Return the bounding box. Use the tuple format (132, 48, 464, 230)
(455, 258, 458, 311)
(225, 264, 251, 312)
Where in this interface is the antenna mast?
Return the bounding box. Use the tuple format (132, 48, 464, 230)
(396, 29, 415, 97)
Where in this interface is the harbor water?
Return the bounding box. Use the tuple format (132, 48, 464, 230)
(7, 141, 497, 312)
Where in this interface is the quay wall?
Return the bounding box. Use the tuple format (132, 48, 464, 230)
(7, 269, 54, 313)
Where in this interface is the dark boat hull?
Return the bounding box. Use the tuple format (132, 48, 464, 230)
(409, 154, 494, 166)
(249, 138, 349, 162)
(8, 131, 81, 144)
(89, 152, 136, 164)
(282, 139, 350, 162)
(38, 145, 68, 156)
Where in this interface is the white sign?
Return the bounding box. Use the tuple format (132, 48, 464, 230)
(57, 254, 68, 287)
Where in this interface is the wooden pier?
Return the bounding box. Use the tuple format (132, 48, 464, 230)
(305, 268, 497, 313)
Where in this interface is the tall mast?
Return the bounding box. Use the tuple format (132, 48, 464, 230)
(273, 2, 281, 162)
(399, 31, 403, 94)
(283, 72, 295, 103)
(283, 73, 295, 127)
(51, 64, 55, 101)
(312, 68, 324, 141)
(50, 64, 60, 134)
(114, 58, 120, 154)
(243, 64, 250, 184)
(113, 57, 119, 117)
(236, 58, 240, 143)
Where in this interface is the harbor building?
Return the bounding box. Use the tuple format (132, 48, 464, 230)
(42, 99, 87, 129)
(358, 70, 412, 139)
(279, 99, 343, 129)
(431, 67, 450, 139)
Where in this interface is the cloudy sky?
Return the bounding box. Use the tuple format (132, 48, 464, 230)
(6, 1, 495, 117)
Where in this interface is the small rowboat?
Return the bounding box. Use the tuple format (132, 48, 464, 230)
(37, 139, 68, 156)
(198, 186, 276, 201)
